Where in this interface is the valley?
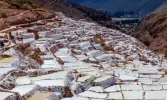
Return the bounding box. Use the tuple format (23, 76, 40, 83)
(0, 0, 167, 100)
(112, 17, 140, 30)
(1, 11, 167, 100)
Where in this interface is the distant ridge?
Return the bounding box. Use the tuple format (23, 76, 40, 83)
(67, 0, 167, 16)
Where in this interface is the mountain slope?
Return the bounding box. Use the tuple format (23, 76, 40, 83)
(129, 2, 167, 53)
(36, 0, 120, 30)
(0, 0, 54, 30)
(67, 0, 167, 16)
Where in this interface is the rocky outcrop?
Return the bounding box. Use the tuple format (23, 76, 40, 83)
(0, 1, 54, 30)
(129, 2, 167, 54)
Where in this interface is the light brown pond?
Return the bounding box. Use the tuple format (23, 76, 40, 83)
(27, 92, 51, 100)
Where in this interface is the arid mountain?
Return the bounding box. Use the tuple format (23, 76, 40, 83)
(0, 0, 54, 30)
(36, 0, 120, 30)
(129, 2, 167, 53)
(67, 0, 167, 16)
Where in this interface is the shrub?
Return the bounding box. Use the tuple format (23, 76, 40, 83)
(163, 34, 167, 41)
(1, 12, 8, 18)
(12, 0, 33, 5)
(5, 0, 39, 8)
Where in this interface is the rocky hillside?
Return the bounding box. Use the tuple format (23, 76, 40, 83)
(0, 0, 120, 31)
(36, 0, 120, 30)
(0, 0, 54, 30)
(129, 2, 167, 53)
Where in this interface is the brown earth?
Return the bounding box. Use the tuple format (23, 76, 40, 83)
(129, 2, 167, 54)
(0, 1, 54, 31)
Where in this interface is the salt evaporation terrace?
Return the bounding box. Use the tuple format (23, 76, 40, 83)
(1, 12, 167, 100)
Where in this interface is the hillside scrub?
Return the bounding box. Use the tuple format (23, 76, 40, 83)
(3, 0, 40, 8)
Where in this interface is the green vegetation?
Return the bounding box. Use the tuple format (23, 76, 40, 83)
(112, 17, 140, 30)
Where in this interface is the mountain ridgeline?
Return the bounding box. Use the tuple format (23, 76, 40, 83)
(36, 0, 121, 30)
(67, 0, 167, 17)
